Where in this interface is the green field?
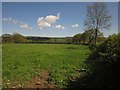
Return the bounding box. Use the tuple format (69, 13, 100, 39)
(2, 44, 90, 88)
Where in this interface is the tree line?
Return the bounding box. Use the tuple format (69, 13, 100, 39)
(1, 30, 106, 45)
(1, 33, 73, 44)
(72, 28, 106, 45)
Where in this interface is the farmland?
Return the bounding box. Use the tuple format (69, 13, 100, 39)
(2, 44, 90, 88)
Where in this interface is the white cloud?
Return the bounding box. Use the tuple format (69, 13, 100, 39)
(55, 25, 65, 30)
(45, 13, 60, 24)
(3, 17, 19, 24)
(72, 24, 79, 28)
(20, 24, 29, 29)
(37, 13, 60, 30)
(37, 17, 51, 30)
(3, 17, 33, 30)
(20, 24, 33, 30)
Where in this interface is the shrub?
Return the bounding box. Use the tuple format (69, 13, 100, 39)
(86, 33, 120, 88)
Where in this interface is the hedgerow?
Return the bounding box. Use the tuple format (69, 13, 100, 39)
(86, 33, 120, 88)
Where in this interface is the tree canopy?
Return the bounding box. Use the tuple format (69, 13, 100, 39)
(84, 2, 111, 45)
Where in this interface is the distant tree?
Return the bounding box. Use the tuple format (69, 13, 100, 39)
(84, 2, 111, 45)
(66, 37, 72, 44)
(84, 29, 103, 44)
(73, 34, 82, 44)
(2, 34, 14, 43)
(80, 33, 87, 44)
(13, 33, 29, 43)
(0, 36, 1, 44)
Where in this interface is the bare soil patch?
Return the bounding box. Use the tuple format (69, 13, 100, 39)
(23, 70, 56, 88)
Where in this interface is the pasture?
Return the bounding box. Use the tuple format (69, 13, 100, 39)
(2, 44, 90, 88)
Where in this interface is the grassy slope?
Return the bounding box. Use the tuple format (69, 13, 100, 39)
(2, 44, 90, 88)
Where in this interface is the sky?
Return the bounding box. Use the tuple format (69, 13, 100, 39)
(0, 2, 1, 36)
(118, 2, 120, 33)
(1, 0, 119, 2)
(2, 2, 118, 37)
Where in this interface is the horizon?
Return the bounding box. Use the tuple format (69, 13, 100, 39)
(2, 2, 118, 37)
(1, 32, 110, 38)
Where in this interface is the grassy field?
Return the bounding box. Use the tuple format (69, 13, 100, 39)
(2, 44, 90, 88)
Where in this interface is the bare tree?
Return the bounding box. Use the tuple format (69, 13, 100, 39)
(84, 2, 111, 45)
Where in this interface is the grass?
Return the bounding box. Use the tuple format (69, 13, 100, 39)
(2, 44, 90, 88)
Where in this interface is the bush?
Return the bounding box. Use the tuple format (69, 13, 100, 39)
(86, 33, 120, 88)
(2, 33, 30, 43)
(93, 34, 120, 63)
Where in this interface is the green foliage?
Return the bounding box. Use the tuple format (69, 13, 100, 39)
(67, 34, 120, 88)
(84, 2, 111, 45)
(2, 44, 90, 88)
(2, 34, 14, 43)
(90, 34, 120, 63)
(72, 34, 82, 44)
(72, 29, 104, 45)
(85, 33, 120, 88)
(2, 33, 72, 44)
(2, 33, 29, 43)
(13, 33, 29, 43)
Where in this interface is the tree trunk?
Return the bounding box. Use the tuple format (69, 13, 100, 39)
(95, 28, 98, 45)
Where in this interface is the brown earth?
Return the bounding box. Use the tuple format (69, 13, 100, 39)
(23, 70, 56, 88)
(4, 70, 56, 88)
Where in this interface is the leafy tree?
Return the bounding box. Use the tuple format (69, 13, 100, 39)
(0, 36, 1, 44)
(2, 34, 14, 43)
(13, 33, 29, 43)
(84, 2, 111, 45)
(84, 29, 103, 44)
(72, 34, 82, 44)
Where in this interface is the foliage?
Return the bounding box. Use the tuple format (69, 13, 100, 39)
(72, 34, 82, 44)
(84, 29, 103, 45)
(2, 33, 29, 43)
(72, 29, 104, 45)
(66, 34, 120, 88)
(2, 33, 72, 44)
(13, 33, 29, 43)
(89, 34, 120, 62)
(27, 36, 72, 44)
(84, 2, 111, 44)
(85, 33, 120, 88)
(2, 34, 14, 43)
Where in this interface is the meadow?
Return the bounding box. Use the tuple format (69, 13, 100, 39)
(2, 44, 90, 88)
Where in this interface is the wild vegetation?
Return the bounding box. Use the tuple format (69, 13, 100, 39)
(72, 29, 105, 45)
(67, 34, 120, 88)
(2, 2, 120, 88)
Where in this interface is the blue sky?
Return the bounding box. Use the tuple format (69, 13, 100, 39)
(2, 2, 118, 37)
(0, 2, 1, 36)
(1, 0, 119, 2)
(118, 2, 120, 33)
